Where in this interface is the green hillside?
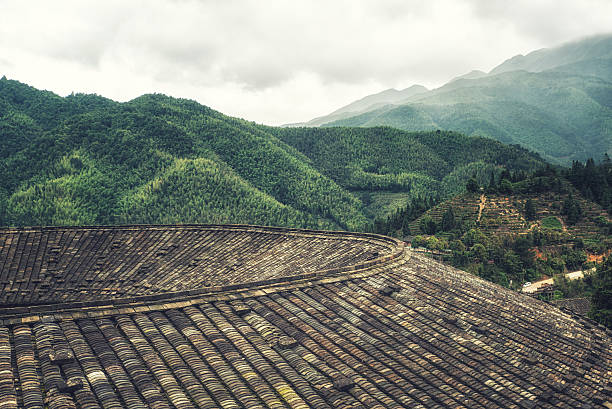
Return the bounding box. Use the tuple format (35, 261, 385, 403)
(323, 70, 612, 164)
(274, 126, 541, 208)
(371, 162, 612, 293)
(302, 85, 428, 127)
(0, 77, 543, 229)
(310, 35, 612, 165)
(490, 34, 612, 75)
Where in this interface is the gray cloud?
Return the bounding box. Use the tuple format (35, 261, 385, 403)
(0, 0, 610, 124)
(0, 57, 13, 70)
(467, 0, 612, 45)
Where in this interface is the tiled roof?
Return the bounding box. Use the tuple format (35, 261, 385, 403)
(553, 297, 593, 317)
(0, 225, 610, 408)
(0, 225, 390, 306)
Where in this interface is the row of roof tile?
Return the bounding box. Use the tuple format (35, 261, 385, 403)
(0, 225, 609, 407)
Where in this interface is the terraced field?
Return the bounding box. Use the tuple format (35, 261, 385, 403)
(412, 191, 610, 239)
(0, 225, 610, 408)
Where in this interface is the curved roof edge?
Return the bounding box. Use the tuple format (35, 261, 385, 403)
(0, 225, 405, 323)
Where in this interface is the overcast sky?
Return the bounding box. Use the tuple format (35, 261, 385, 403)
(1, 0, 611, 125)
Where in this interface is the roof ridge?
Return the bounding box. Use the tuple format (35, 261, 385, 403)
(0, 228, 406, 323)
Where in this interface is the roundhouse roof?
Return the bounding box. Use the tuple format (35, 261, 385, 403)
(0, 225, 610, 408)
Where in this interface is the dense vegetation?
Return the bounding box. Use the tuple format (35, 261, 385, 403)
(566, 157, 612, 213)
(373, 159, 611, 249)
(274, 127, 542, 218)
(2, 77, 610, 327)
(370, 160, 611, 327)
(590, 257, 612, 328)
(306, 35, 612, 165)
(0, 77, 544, 230)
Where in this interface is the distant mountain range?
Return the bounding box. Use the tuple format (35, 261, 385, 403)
(301, 85, 429, 127)
(297, 34, 612, 165)
(491, 34, 612, 78)
(0, 78, 543, 229)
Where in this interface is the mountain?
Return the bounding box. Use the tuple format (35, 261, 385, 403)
(549, 57, 612, 83)
(307, 34, 612, 165)
(412, 184, 610, 243)
(409, 183, 612, 289)
(371, 165, 612, 292)
(301, 85, 428, 127)
(449, 70, 488, 82)
(0, 78, 544, 229)
(273, 126, 542, 203)
(491, 34, 612, 77)
(373, 160, 612, 242)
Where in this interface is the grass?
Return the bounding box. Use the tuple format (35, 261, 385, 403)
(541, 216, 563, 230)
(357, 191, 412, 219)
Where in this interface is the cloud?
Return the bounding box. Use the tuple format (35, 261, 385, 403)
(0, 57, 13, 71)
(0, 0, 610, 124)
(466, 0, 612, 45)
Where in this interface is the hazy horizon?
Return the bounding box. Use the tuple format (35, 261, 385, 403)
(1, 0, 611, 125)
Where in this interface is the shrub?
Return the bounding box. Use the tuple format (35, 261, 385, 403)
(541, 216, 563, 230)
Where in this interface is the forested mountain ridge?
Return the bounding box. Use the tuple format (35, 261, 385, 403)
(0, 77, 544, 229)
(304, 34, 612, 164)
(273, 126, 541, 200)
(490, 33, 612, 78)
(0, 78, 365, 229)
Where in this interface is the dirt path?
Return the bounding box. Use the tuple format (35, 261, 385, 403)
(477, 193, 486, 223)
(559, 217, 568, 232)
(522, 268, 595, 293)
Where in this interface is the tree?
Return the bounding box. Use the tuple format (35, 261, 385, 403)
(590, 257, 612, 328)
(426, 236, 441, 250)
(466, 177, 479, 193)
(499, 178, 514, 194)
(419, 216, 437, 235)
(401, 218, 411, 236)
(441, 207, 456, 231)
(411, 235, 427, 248)
(562, 248, 587, 271)
(514, 235, 535, 269)
(488, 172, 496, 190)
(470, 243, 488, 261)
(502, 250, 522, 277)
(562, 194, 582, 225)
(462, 228, 487, 247)
(524, 198, 536, 220)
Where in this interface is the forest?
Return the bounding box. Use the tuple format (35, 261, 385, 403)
(369, 160, 611, 326)
(0, 77, 544, 230)
(2, 77, 610, 327)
